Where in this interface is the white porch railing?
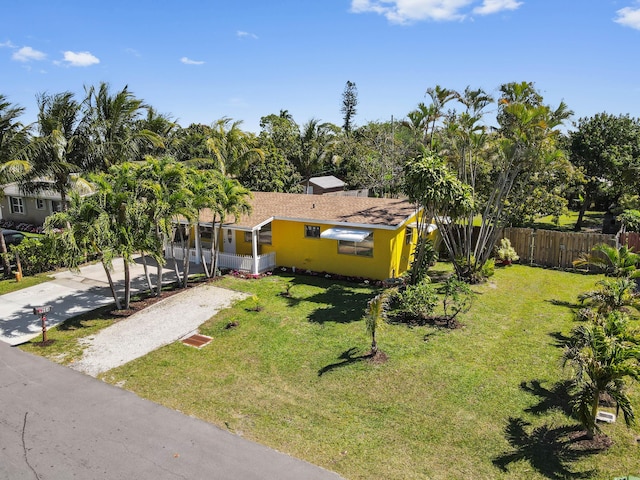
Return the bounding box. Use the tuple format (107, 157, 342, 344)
(169, 247, 276, 274)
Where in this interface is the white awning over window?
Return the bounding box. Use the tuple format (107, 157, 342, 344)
(407, 222, 439, 233)
(320, 227, 372, 242)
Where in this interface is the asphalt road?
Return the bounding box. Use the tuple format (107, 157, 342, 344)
(0, 342, 344, 480)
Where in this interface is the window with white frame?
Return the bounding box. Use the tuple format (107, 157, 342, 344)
(405, 227, 413, 245)
(10, 197, 24, 214)
(338, 232, 374, 257)
(244, 223, 272, 245)
(305, 225, 320, 238)
(36, 198, 45, 210)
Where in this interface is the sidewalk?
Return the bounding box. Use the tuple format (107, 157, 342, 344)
(0, 257, 197, 345)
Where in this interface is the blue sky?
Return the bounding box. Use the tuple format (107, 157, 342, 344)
(1, 1, 639, 133)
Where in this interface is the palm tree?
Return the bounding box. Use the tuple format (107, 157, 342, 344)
(208, 177, 251, 277)
(188, 117, 263, 177)
(295, 118, 339, 189)
(137, 157, 193, 291)
(189, 168, 223, 278)
(45, 191, 123, 309)
(21, 92, 91, 211)
(578, 278, 639, 315)
(364, 293, 387, 355)
(0, 95, 30, 276)
(574, 244, 640, 278)
(563, 314, 640, 438)
(80, 82, 162, 172)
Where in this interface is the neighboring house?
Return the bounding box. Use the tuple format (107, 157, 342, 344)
(172, 192, 430, 281)
(302, 175, 345, 195)
(0, 183, 67, 225)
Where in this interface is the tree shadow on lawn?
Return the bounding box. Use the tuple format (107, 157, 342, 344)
(317, 347, 372, 376)
(520, 379, 574, 417)
(493, 417, 605, 479)
(306, 285, 376, 324)
(549, 331, 573, 349)
(546, 298, 584, 310)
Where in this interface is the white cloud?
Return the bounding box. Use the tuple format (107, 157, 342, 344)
(180, 56, 205, 65)
(615, 5, 640, 29)
(0, 40, 16, 48)
(473, 0, 522, 15)
(125, 48, 141, 57)
(61, 51, 100, 67)
(350, 0, 522, 23)
(237, 30, 258, 39)
(12, 46, 46, 62)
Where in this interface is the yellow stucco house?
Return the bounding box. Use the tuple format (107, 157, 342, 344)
(176, 192, 428, 281)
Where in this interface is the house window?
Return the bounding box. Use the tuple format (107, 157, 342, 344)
(51, 200, 63, 213)
(10, 197, 24, 214)
(338, 232, 374, 257)
(244, 223, 272, 245)
(405, 227, 414, 245)
(305, 225, 320, 238)
(199, 225, 214, 249)
(36, 199, 45, 210)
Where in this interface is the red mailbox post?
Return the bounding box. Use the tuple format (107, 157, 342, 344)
(33, 306, 52, 343)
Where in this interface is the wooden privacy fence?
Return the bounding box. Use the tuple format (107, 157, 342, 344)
(501, 228, 616, 269)
(619, 231, 640, 252)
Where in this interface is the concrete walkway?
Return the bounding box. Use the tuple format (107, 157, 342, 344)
(0, 343, 344, 480)
(0, 257, 191, 346)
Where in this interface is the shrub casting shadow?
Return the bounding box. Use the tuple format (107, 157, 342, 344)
(493, 417, 604, 479)
(318, 347, 372, 376)
(520, 379, 574, 417)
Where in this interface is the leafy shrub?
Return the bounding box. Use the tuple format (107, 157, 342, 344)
(439, 277, 474, 325)
(618, 209, 640, 232)
(9, 236, 71, 276)
(409, 238, 438, 285)
(397, 280, 438, 319)
(496, 238, 519, 263)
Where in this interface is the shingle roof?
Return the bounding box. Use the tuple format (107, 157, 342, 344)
(199, 192, 418, 230)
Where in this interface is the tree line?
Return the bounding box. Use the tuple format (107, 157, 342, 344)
(1, 81, 639, 284)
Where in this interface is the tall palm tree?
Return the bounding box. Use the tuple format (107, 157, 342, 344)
(189, 168, 223, 278)
(137, 157, 193, 291)
(295, 118, 339, 189)
(186, 118, 263, 177)
(0, 95, 30, 276)
(208, 177, 251, 277)
(80, 82, 163, 172)
(21, 92, 90, 210)
(45, 191, 123, 309)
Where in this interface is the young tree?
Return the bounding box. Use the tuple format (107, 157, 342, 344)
(341, 80, 358, 134)
(364, 293, 387, 355)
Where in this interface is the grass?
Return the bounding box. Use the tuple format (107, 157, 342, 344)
(533, 211, 605, 231)
(16, 266, 639, 478)
(0, 273, 51, 295)
(69, 266, 638, 480)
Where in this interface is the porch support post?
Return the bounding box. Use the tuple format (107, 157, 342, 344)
(252, 229, 259, 275)
(194, 224, 201, 265)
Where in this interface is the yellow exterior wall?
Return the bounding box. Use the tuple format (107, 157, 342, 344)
(236, 214, 422, 280)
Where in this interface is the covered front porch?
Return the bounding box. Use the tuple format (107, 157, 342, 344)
(167, 221, 276, 275)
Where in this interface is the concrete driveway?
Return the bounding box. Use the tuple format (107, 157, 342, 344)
(0, 342, 344, 480)
(0, 257, 187, 346)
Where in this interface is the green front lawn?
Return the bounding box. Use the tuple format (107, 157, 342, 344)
(94, 266, 639, 480)
(0, 273, 51, 295)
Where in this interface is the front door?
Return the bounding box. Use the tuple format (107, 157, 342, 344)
(223, 228, 236, 254)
